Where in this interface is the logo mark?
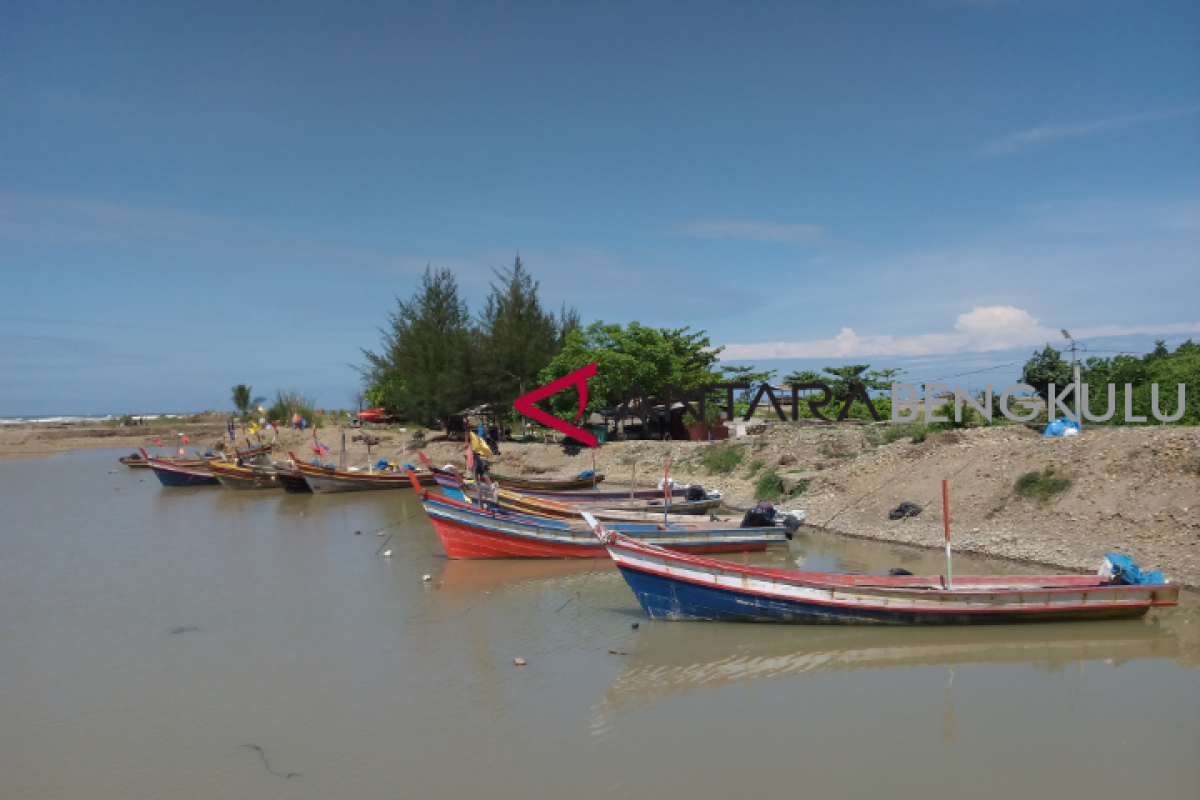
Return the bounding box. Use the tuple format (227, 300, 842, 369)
(513, 362, 597, 447)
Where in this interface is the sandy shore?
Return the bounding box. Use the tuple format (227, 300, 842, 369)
(4, 418, 1198, 587)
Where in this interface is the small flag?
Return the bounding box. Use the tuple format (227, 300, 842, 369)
(270, 421, 278, 435)
(469, 431, 493, 458)
(153, 438, 162, 447)
(181, 435, 190, 444)
(227, 422, 235, 441)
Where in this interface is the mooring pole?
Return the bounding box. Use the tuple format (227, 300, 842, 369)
(943, 479, 953, 589)
(663, 456, 671, 525)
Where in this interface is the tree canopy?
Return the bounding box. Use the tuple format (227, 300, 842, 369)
(1080, 339, 1198, 424)
(230, 384, 264, 417)
(361, 266, 475, 427)
(361, 258, 577, 427)
(1020, 345, 1073, 401)
(535, 322, 724, 422)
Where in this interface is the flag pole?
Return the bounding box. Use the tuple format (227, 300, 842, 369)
(630, 457, 636, 502)
(942, 479, 953, 589)
(591, 448, 597, 490)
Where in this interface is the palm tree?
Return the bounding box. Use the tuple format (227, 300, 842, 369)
(231, 384, 265, 417)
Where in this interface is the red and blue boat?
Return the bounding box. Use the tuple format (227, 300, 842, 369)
(586, 517, 1178, 625)
(409, 471, 784, 559)
(140, 448, 220, 487)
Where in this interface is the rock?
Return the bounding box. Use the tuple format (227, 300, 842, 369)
(355, 530, 361, 535)
(777, 454, 797, 466)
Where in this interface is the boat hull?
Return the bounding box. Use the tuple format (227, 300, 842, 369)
(209, 462, 282, 490)
(603, 536, 1178, 625)
(275, 467, 312, 493)
(491, 473, 606, 491)
(420, 493, 781, 559)
(148, 463, 220, 487)
(290, 453, 437, 493)
(616, 563, 1158, 625)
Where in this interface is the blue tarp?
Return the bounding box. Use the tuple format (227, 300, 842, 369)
(1104, 552, 1167, 585)
(311, 460, 336, 469)
(578, 469, 595, 479)
(374, 459, 390, 471)
(403, 462, 416, 470)
(1041, 416, 1082, 437)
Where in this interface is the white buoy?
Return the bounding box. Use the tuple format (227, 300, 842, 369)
(422, 574, 432, 582)
(514, 657, 526, 666)
(383, 550, 392, 557)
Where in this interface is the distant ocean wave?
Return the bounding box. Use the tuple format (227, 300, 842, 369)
(0, 414, 185, 425)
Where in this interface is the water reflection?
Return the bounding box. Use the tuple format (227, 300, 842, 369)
(601, 621, 1180, 711)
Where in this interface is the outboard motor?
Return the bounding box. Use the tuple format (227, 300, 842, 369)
(684, 484, 706, 502)
(740, 501, 778, 529)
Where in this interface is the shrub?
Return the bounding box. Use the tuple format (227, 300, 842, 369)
(755, 472, 784, 501)
(1013, 466, 1071, 502)
(744, 458, 764, 477)
(699, 443, 744, 474)
(267, 389, 317, 426)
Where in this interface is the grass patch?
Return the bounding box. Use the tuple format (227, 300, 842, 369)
(1013, 466, 1071, 502)
(789, 479, 810, 496)
(754, 471, 784, 501)
(744, 458, 764, 478)
(698, 443, 744, 474)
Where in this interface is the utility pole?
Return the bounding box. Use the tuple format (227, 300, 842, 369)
(1061, 329, 1081, 429)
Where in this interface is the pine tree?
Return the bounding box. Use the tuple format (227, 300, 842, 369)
(477, 256, 576, 408)
(361, 267, 474, 427)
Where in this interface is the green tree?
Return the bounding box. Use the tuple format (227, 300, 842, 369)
(820, 365, 901, 401)
(476, 256, 577, 409)
(535, 322, 724, 423)
(231, 384, 264, 417)
(1080, 339, 1198, 425)
(782, 369, 823, 385)
(361, 266, 475, 427)
(1020, 345, 1072, 401)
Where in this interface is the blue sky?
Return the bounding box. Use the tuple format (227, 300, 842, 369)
(2, 0, 1197, 415)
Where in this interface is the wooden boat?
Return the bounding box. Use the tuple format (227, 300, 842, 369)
(490, 472, 606, 491)
(409, 471, 785, 559)
(140, 448, 220, 487)
(439, 474, 727, 522)
(495, 484, 690, 502)
(274, 464, 312, 493)
(208, 460, 282, 490)
(288, 452, 438, 493)
(587, 519, 1179, 625)
(118, 452, 151, 469)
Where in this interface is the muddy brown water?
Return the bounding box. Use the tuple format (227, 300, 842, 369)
(2, 449, 1197, 799)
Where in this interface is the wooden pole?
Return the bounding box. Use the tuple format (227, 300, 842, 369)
(592, 448, 597, 490)
(663, 455, 671, 525)
(630, 458, 636, 501)
(943, 479, 953, 589)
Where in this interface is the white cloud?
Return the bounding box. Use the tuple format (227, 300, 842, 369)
(673, 218, 829, 246)
(982, 107, 1198, 157)
(719, 306, 1200, 360)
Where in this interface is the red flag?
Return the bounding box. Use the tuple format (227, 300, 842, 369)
(181, 435, 191, 444)
(153, 438, 162, 446)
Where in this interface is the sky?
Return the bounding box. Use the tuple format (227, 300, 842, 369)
(1, 0, 1197, 415)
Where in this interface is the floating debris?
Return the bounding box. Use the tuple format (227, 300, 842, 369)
(383, 550, 392, 557)
(513, 657, 526, 666)
(422, 574, 432, 582)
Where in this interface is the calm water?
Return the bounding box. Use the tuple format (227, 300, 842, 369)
(2, 449, 1197, 799)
